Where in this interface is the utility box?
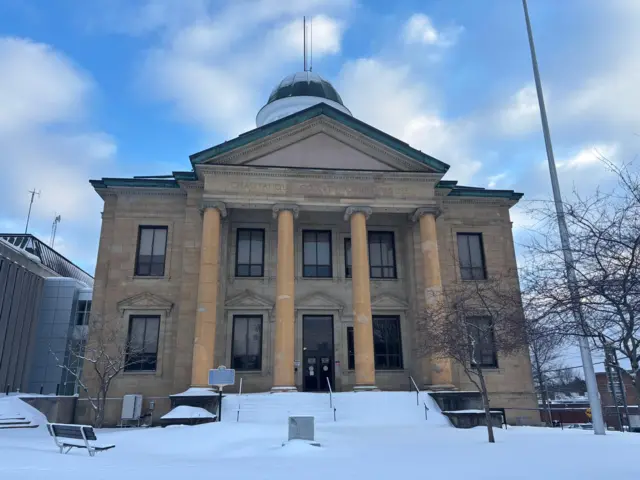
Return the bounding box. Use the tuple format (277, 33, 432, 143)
(288, 416, 314, 441)
(121, 394, 143, 422)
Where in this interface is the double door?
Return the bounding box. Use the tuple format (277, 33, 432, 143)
(302, 315, 334, 392)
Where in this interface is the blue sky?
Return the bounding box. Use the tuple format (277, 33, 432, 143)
(0, 0, 638, 276)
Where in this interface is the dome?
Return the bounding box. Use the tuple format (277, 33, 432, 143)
(256, 71, 352, 127)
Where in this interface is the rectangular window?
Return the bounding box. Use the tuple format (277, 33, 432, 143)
(135, 226, 168, 276)
(303, 230, 332, 278)
(231, 315, 263, 370)
(74, 300, 92, 326)
(344, 238, 352, 279)
(468, 316, 498, 368)
(457, 233, 486, 280)
(372, 316, 403, 370)
(125, 315, 160, 372)
(347, 326, 355, 370)
(235, 229, 265, 277)
(345, 232, 397, 279)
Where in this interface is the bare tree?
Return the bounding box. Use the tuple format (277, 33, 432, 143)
(524, 158, 640, 397)
(50, 314, 145, 427)
(418, 275, 529, 443)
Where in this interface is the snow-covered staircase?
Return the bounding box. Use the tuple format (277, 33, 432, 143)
(0, 396, 44, 429)
(223, 391, 447, 427)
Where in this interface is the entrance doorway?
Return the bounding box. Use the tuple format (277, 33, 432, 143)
(302, 315, 334, 392)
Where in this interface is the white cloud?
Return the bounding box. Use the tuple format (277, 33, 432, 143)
(487, 172, 508, 189)
(555, 143, 618, 171)
(136, 2, 349, 137)
(403, 13, 462, 48)
(338, 58, 481, 183)
(0, 37, 116, 273)
(497, 84, 541, 137)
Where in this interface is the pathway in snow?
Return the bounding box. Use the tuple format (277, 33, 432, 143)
(0, 392, 638, 479)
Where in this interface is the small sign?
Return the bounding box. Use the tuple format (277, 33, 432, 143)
(294, 360, 301, 368)
(208, 366, 236, 387)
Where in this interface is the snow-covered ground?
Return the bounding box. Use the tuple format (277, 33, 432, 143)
(1, 392, 639, 479)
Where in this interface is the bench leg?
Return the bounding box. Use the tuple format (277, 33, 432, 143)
(64, 446, 73, 454)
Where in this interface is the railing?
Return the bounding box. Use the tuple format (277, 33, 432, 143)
(236, 377, 243, 422)
(409, 375, 421, 406)
(409, 375, 429, 421)
(326, 377, 337, 422)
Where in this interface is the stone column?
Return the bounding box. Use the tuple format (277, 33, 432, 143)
(345, 206, 376, 389)
(272, 204, 299, 391)
(412, 207, 454, 388)
(191, 201, 226, 387)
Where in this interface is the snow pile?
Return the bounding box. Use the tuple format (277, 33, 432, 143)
(0, 395, 47, 426)
(161, 406, 216, 420)
(171, 387, 218, 397)
(1, 392, 639, 479)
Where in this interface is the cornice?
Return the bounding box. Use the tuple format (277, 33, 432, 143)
(98, 187, 187, 197)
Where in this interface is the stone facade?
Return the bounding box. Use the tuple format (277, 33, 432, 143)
(83, 111, 538, 426)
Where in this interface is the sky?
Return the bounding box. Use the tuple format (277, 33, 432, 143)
(0, 0, 639, 276)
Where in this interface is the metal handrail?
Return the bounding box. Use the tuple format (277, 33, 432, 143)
(409, 375, 421, 406)
(236, 377, 243, 422)
(326, 377, 336, 422)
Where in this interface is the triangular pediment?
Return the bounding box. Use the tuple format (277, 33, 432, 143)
(117, 292, 174, 314)
(370, 293, 409, 311)
(225, 290, 274, 310)
(296, 292, 345, 312)
(190, 104, 449, 174)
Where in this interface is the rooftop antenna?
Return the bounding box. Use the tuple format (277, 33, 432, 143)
(50, 214, 61, 248)
(303, 16, 307, 72)
(310, 16, 313, 72)
(25, 188, 40, 234)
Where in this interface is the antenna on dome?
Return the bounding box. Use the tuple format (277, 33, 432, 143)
(310, 16, 313, 72)
(303, 16, 307, 72)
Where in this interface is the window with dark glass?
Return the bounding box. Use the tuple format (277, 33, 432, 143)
(303, 230, 332, 277)
(372, 316, 403, 369)
(345, 232, 397, 279)
(135, 226, 168, 276)
(457, 233, 486, 280)
(231, 315, 263, 370)
(344, 238, 352, 278)
(75, 300, 92, 326)
(347, 326, 355, 370)
(125, 315, 160, 372)
(235, 229, 265, 277)
(468, 316, 498, 367)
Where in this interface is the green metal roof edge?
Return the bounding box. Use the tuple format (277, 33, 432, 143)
(439, 183, 523, 200)
(189, 103, 450, 173)
(173, 171, 198, 181)
(90, 178, 180, 189)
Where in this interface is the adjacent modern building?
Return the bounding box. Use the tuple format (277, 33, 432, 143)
(0, 234, 93, 395)
(86, 71, 538, 425)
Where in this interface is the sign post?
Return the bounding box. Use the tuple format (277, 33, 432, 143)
(208, 366, 236, 422)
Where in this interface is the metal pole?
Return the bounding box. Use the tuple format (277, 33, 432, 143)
(521, 0, 605, 435)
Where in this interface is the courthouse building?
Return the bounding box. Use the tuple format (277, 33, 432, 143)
(87, 72, 537, 424)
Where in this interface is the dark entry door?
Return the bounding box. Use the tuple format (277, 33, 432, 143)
(302, 315, 334, 392)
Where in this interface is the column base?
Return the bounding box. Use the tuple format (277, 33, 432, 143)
(353, 385, 379, 392)
(271, 386, 298, 393)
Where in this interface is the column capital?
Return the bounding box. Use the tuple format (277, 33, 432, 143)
(201, 200, 227, 217)
(272, 203, 299, 219)
(411, 206, 441, 223)
(344, 206, 372, 221)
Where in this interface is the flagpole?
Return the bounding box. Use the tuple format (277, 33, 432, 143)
(521, 0, 605, 435)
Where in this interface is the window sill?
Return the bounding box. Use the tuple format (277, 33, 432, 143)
(301, 277, 335, 280)
(132, 275, 168, 280)
(375, 369, 406, 373)
(123, 370, 158, 375)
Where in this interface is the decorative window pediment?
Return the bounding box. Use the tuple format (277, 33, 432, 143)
(370, 293, 408, 311)
(117, 292, 174, 316)
(296, 292, 345, 313)
(225, 290, 274, 310)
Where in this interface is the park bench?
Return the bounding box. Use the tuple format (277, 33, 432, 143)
(46, 423, 115, 457)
